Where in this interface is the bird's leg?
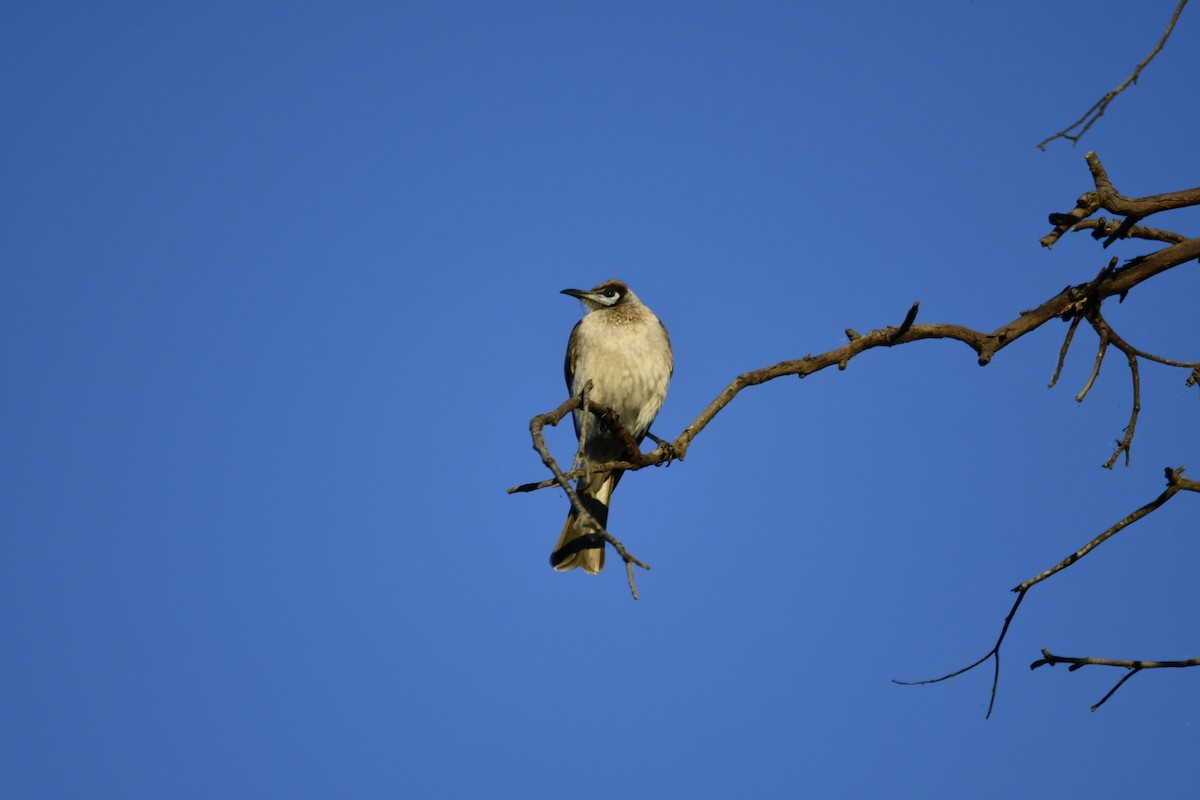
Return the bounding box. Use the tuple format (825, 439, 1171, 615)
(593, 404, 620, 435)
(644, 431, 676, 466)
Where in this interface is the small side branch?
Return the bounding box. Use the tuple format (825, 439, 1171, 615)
(893, 590, 1027, 719)
(1072, 218, 1187, 245)
(1036, 0, 1191, 150)
(1078, 310, 1199, 467)
(1103, 348, 1140, 468)
(1047, 315, 1083, 389)
(1033, 251, 1197, 468)
(1015, 466, 1191, 592)
(1074, 321, 1109, 403)
(1031, 650, 1200, 711)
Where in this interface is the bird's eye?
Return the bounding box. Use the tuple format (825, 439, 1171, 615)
(604, 289, 618, 298)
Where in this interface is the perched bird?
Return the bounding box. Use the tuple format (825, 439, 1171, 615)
(551, 279, 673, 573)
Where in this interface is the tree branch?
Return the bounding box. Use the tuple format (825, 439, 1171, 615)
(1072, 218, 1188, 246)
(1036, 0, 1191, 149)
(1014, 466, 1195, 593)
(893, 589, 1028, 719)
(1041, 152, 1200, 249)
(1030, 650, 1200, 711)
(518, 172, 1198, 485)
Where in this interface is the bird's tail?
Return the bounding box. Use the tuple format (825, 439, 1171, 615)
(550, 478, 615, 574)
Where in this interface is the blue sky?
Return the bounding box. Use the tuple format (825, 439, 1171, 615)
(3, 1, 1199, 797)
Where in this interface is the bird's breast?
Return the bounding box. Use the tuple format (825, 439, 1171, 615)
(570, 314, 672, 439)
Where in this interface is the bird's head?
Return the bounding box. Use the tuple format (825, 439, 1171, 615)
(561, 279, 633, 312)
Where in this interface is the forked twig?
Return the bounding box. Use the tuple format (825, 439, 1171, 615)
(892, 589, 1027, 719)
(1036, 0, 1190, 149)
(1031, 650, 1200, 711)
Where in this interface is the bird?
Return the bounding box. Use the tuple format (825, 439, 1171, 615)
(550, 279, 673, 574)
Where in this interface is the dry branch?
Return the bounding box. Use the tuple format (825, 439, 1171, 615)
(893, 589, 1028, 719)
(1036, 0, 1191, 149)
(1072, 218, 1188, 245)
(1013, 467, 1197, 593)
(1031, 650, 1200, 711)
(1041, 152, 1200, 249)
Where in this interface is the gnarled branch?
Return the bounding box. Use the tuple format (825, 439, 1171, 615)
(1041, 152, 1200, 249)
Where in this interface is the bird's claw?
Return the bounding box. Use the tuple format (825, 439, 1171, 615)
(644, 432, 676, 466)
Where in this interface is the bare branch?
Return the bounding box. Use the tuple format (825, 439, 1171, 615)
(1073, 218, 1188, 245)
(1074, 320, 1109, 403)
(1103, 348, 1140, 468)
(893, 589, 1028, 719)
(1086, 312, 1142, 467)
(1069, 309, 1200, 467)
(1015, 466, 1194, 592)
(1042, 153, 1200, 249)
(1031, 649, 1200, 711)
(1047, 314, 1083, 389)
(1032, 651, 1200, 671)
(666, 232, 1200, 462)
(1096, 319, 1200, 371)
(1036, 0, 1191, 149)
(1091, 668, 1142, 711)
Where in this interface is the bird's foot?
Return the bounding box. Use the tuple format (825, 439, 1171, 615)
(644, 432, 676, 466)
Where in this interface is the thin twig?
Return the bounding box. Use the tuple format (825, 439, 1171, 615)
(1091, 668, 1142, 711)
(1036, 0, 1190, 149)
(1074, 324, 1109, 403)
(1081, 309, 1199, 467)
(1103, 348, 1140, 468)
(1047, 315, 1083, 389)
(893, 589, 1027, 719)
(1097, 319, 1200, 371)
(1014, 467, 1190, 592)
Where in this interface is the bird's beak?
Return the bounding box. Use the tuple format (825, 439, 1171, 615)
(561, 288, 587, 300)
